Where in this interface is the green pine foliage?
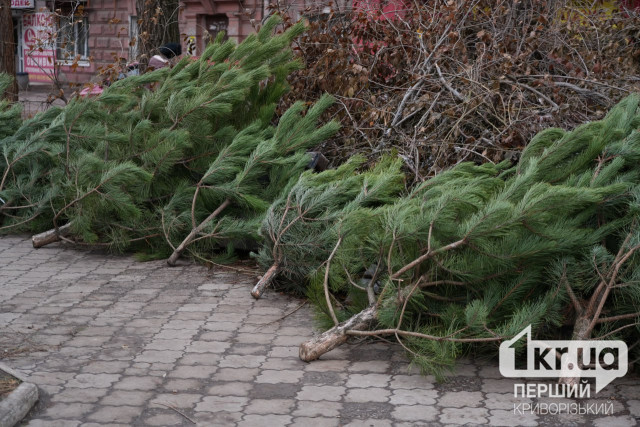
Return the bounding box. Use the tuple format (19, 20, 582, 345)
(0, 75, 22, 140)
(164, 93, 340, 264)
(301, 95, 640, 377)
(253, 155, 405, 296)
(0, 15, 338, 264)
(1, 13, 638, 381)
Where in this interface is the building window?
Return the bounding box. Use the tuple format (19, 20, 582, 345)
(56, 15, 89, 63)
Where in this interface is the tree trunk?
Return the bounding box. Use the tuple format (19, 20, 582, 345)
(0, 0, 18, 101)
(32, 223, 72, 248)
(251, 263, 280, 299)
(558, 315, 591, 387)
(135, 0, 181, 72)
(167, 198, 231, 266)
(299, 305, 377, 362)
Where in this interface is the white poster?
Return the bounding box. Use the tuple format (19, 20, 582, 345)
(22, 13, 56, 83)
(11, 0, 34, 9)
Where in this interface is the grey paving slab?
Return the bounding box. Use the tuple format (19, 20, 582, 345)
(0, 235, 638, 426)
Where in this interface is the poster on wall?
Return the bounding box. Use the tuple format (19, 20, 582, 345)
(22, 13, 56, 83)
(11, 0, 35, 8)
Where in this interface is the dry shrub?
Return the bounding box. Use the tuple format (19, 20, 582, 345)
(275, 0, 640, 181)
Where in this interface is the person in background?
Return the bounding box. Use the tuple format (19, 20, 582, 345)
(148, 43, 182, 71)
(79, 42, 182, 97)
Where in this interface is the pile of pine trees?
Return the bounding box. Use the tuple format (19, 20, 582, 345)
(256, 96, 640, 377)
(2, 13, 638, 380)
(0, 16, 338, 265)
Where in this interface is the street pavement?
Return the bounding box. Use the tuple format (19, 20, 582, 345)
(0, 235, 638, 426)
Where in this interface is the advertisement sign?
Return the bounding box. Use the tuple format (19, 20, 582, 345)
(11, 0, 34, 9)
(22, 13, 56, 83)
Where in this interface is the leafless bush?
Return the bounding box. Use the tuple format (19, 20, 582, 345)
(274, 0, 640, 181)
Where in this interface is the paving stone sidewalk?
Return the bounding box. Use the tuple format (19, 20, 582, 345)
(0, 235, 638, 426)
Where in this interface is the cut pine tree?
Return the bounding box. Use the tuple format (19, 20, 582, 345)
(1, 16, 339, 267)
(251, 155, 404, 298)
(298, 96, 640, 377)
(163, 94, 339, 265)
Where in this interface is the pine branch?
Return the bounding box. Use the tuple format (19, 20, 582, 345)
(323, 236, 343, 326)
(596, 312, 640, 324)
(345, 328, 504, 343)
(391, 237, 467, 280)
(167, 198, 231, 266)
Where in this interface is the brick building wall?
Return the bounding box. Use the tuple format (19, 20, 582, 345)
(64, 0, 268, 83)
(63, 0, 136, 83)
(12, 0, 339, 85)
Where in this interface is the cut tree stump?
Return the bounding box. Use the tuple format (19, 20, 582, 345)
(299, 305, 377, 362)
(251, 263, 280, 299)
(32, 223, 72, 248)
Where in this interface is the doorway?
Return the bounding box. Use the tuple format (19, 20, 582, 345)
(204, 14, 229, 44)
(13, 18, 24, 73)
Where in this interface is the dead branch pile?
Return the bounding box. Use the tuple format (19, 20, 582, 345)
(278, 0, 640, 181)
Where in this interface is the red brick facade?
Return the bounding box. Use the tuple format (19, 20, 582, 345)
(12, 0, 273, 84)
(11, 0, 338, 85)
(67, 0, 268, 82)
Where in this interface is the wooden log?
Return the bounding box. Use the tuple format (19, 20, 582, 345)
(251, 263, 280, 299)
(167, 198, 231, 266)
(299, 305, 377, 362)
(31, 223, 72, 248)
